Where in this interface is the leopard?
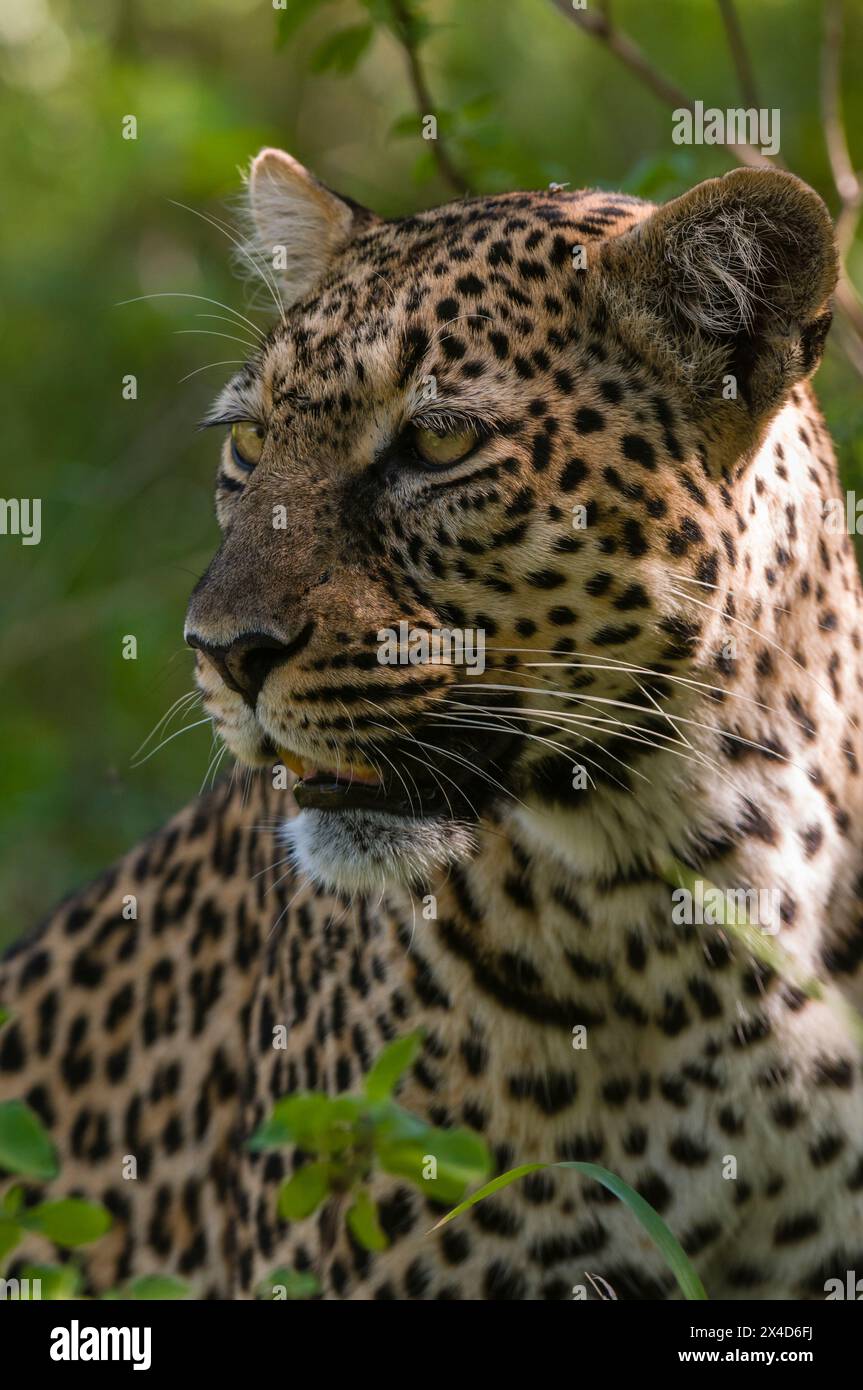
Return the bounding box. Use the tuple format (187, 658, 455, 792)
(2, 148, 863, 1301)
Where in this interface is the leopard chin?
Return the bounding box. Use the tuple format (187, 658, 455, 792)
(281, 808, 477, 896)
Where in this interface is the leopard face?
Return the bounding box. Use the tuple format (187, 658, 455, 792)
(185, 150, 836, 894)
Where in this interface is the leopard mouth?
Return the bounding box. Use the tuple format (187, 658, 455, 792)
(271, 728, 519, 819)
(291, 758, 389, 813)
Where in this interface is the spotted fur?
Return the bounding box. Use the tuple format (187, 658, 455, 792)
(2, 154, 862, 1300)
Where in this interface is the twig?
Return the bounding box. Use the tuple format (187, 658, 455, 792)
(550, 0, 863, 380)
(549, 0, 691, 113)
(717, 0, 761, 111)
(821, 0, 862, 259)
(388, 0, 469, 196)
(550, 0, 770, 169)
(819, 0, 863, 369)
(834, 311, 863, 380)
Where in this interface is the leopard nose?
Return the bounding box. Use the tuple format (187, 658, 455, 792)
(186, 625, 314, 706)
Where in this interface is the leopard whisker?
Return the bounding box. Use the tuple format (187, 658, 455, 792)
(115, 291, 264, 340)
(175, 329, 263, 353)
(433, 703, 740, 793)
(362, 716, 474, 820)
(482, 647, 779, 717)
(429, 312, 495, 347)
(193, 312, 267, 343)
(666, 582, 854, 728)
(130, 716, 212, 768)
(365, 738, 429, 820)
(448, 683, 811, 771)
(360, 699, 473, 818)
(663, 565, 840, 634)
(200, 739, 229, 794)
(426, 714, 641, 793)
(179, 359, 247, 383)
(251, 851, 293, 883)
(267, 876, 314, 942)
(483, 653, 816, 739)
(132, 689, 201, 762)
(437, 710, 729, 795)
(336, 698, 426, 819)
(167, 197, 286, 323)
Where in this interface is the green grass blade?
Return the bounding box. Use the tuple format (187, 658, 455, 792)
(659, 856, 863, 1049)
(432, 1159, 707, 1301)
(556, 1162, 707, 1299)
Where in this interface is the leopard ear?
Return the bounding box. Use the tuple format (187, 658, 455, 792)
(600, 169, 837, 425)
(245, 148, 377, 308)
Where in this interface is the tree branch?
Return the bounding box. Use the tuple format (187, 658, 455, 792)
(549, 0, 692, 113)
(821, 0, 862, 259)
(550, 0, 863, 379)
(717, 0, 761, 111)
(388, 0, 469, 196)
(550, 0, 771, 169)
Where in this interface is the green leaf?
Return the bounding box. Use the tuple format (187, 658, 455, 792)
(251, 1093, 362, 1159)
(346, 1188, 388, 1251)
(434, 1161, 708, 1301)
(257, 1267, 321, 1300)
(361, 0, 434, 45)
(390, 109, 456, 140)
(621, 152, 695, 201)
(22, 1197, 112, 1248)
(249, 1120, 299, 1151)
(275, 0, 332, 50)
(411, 148, 439, 185)
(277, 1162, 331, 1220)
(364, 1029, 424, 1102)
(125, 1275, 190, 1300)
(0, 1007, 10, 1028)
(457, 93, 497, 124)
(2, 1184, 23, 1217)
(378, 1122, 491, 1202)
(425, 1127, 491, 1195)
(311, 23, 374, 74)
(367, 1100, 429, 1145)
(250, 1093, 346, 1150)
(21, 1263, 82, 1299)
(0, 1216, 22, 1263)
(0, 1099, 59, 1180)
(359, 0, 395, 24)
(389, 111, 422, 139)
(326, 1096, 366, 1126)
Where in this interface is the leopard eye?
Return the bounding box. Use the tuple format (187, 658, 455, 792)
(412, 425, 479, 467)
(230, 421, 265, 469)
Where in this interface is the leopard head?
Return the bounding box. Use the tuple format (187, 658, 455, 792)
(185, 148, 836, 893)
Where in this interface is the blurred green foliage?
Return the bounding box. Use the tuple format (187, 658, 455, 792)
(251, 1028, 491, 1263)
(1, 0, 862, 942)
(0, 1082, 191, 1297)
